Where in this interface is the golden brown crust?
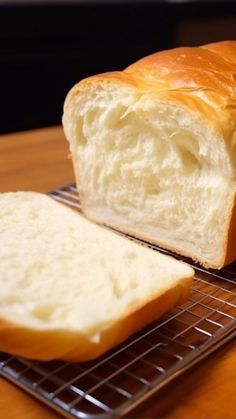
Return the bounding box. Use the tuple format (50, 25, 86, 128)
(126, 41, 236, 151)
(64, 41, 236, 161)
(0, 277, 192, 361)
(125, 41, 236, 103)
(203, 41, 236, 65)
(223, 190, 236, 267)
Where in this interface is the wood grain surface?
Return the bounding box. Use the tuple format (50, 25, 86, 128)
(0, 126, 235, 419)
(0, 126, 74, 193)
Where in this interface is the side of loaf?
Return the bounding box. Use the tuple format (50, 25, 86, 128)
(0, 192, 194, 361)
(63, 40, 236, 269)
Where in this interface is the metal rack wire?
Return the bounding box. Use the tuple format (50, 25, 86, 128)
(0, 184, 235, 418)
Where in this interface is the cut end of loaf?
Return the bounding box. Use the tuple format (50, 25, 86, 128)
(63, 77, 236, 269)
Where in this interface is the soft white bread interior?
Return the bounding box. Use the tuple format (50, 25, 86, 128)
(0, 192, 193, 361)
(63, 40, 236, 269)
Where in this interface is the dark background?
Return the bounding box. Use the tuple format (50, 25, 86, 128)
(1, 0, 236, 134)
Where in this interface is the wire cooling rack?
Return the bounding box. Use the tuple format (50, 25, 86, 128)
(0, 184, 236, 418)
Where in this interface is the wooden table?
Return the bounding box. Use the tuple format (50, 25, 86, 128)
(0, 126, 235, 419)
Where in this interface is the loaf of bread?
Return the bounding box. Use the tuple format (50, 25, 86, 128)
(0, 192, 193, 361)
(63, 40, 236, 269)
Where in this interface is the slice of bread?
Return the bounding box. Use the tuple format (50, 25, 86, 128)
(63, 41, 236, 269)
(0, 192, 193, 361)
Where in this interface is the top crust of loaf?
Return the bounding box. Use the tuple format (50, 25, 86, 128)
(64, 41, 236, 170)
